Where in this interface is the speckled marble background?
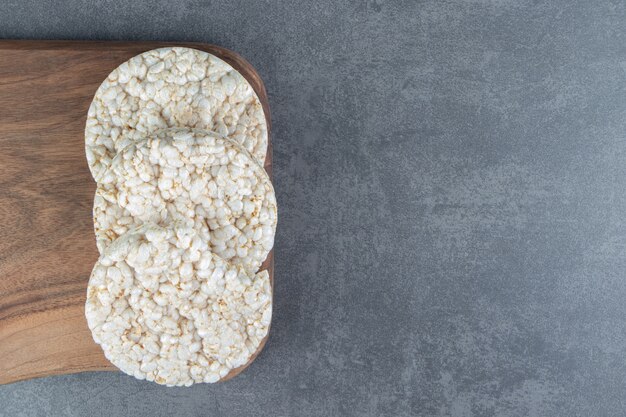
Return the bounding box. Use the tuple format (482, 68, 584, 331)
(1, 1, 626, 416)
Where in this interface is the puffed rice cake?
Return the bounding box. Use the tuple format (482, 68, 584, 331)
(85, 46, 268, 182)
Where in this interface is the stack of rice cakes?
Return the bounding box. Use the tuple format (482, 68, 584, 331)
(83, 47, 276, 387)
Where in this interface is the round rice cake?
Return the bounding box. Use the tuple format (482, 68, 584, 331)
(85, 46, 268, 182)
(85, 223, 272, 387)
(93, 128, 276, 273)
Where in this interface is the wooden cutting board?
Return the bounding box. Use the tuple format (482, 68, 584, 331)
(0, 40, 273, 385)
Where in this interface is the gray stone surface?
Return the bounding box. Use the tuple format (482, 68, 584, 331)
(1, 0, 626, 415)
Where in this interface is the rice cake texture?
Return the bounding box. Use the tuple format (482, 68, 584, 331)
(85, 223, 272, 386)
(85, 46, 268, 182)
(94, 128, 277, 273)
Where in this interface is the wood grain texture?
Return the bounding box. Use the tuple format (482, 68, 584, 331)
(0, 40, 273, 385)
